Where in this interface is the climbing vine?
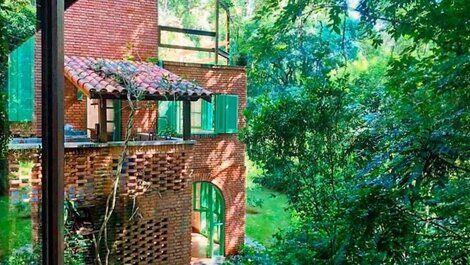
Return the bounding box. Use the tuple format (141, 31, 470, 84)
(90, 60, 146, 265)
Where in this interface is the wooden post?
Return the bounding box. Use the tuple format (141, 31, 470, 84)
(226, 10, 230, 55)
(40, 0, 65, 263)
(215, 0, 220, 64)
(98, 99, 107, 142)
(183, 100, 191, 140)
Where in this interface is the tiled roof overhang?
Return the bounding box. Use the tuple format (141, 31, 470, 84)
(64, 56, 213, 102)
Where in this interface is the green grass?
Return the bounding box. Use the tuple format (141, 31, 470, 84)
(0, 162, 34, 259)
(245, 159, 291, 246)
(0, 196, 33, 259)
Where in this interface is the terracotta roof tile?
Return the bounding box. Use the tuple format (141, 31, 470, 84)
(64, 56, 213, 101)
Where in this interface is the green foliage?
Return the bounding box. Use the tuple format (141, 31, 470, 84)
(1, 246, 40, 265)
(245, 161, 291, 245)
(0, 0, 36, 195)
(63, 201, 90, 265)
(0, 196, 32, 260)
(223, 245, 273, 265)
(157, 124, 177, 139)
(241, 0, 470, 263)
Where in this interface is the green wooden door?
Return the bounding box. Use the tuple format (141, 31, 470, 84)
(193, 182, 225, 257)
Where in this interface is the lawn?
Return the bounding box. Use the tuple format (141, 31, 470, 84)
(0, 196, 32, 259)
(245, 159, 291, 246)
(0, 162, 33, 259)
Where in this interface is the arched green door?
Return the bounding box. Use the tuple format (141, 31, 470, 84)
(193, 182, 225, 257)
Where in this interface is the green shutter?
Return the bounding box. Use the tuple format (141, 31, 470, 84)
(158, 101, 181, 134)
(225, 95, 239, 133)
(112, 100, 122, 141)
(214, 95, 239, 134)
(8, 37, 35, 122)
(214, 95, 226, 133)
(201, 100, 214, 130)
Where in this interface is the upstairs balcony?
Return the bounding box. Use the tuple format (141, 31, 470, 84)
(158, 0, 234, 65)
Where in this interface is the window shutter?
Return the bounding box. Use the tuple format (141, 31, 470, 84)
(214, 95, 226, 133)
(201, 100, 214, 130)
(112, 100, 122, 141)
(224, 95, 239, 133)
(214, 94, 239, 134)
(158, 101, 181, 133)
(8, 37, 35, 122)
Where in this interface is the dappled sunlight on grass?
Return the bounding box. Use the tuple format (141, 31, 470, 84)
(245, 158, 291, 246)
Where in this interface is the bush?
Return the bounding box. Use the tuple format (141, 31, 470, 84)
(224, 244, 274, 265)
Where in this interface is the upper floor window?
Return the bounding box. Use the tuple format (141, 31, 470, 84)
(157, 94, 238, 136)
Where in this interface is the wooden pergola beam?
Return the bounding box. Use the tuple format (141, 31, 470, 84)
(182, 100, 191, 140)
(98, 99, 108, 143)
(89, 92, 212, 102)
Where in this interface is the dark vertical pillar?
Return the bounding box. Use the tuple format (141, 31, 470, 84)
(39, 0, 64, 264)
(98, 99, 108, 142)
(183, 100, 191, 140)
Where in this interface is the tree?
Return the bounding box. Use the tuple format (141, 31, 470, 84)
(240, 0, 470, 263)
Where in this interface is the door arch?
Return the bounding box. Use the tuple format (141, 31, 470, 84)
(192, 181, 225, 258)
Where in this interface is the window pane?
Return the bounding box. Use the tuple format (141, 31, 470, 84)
(191, 101, 201, 113)
(1, 1, 41, 262)
(192, 113, 202, 128)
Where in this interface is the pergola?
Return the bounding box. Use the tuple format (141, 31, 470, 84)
(64, 56, 214, 141)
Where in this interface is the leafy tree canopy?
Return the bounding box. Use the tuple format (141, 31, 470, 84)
(239, 0, 470, 263)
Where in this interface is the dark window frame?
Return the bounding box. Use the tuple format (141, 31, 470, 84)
(39, 0, 65, 264)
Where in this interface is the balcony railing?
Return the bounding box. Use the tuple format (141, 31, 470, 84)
(158, 0, 231, 65)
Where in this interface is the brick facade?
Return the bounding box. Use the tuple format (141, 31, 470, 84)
(64, 79, 87, 131)
(163, 62, 247, 255)
(9, 143, 194, 265)
(23, 0, 246, 262)
(34, 0, 158, 135)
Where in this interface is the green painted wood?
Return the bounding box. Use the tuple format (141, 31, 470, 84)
(201, 99, 214, 130)
(158, 101, 181, 133)
(214, 94, 239, 134)
(224, 95, 239, 133)
(8, 37, 35, 122)
(214, 95, 226, 133)
(192, 181, 225, 257)
(112, 100, 122, 141)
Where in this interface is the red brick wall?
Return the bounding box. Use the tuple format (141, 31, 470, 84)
(121, 101, 158, 139)
(64, 78, 87, 131)
(75, 61, 248, 255)
(163, 62, 247, 256)
(9, 143, 194, 265)
(29, 0, 247, 259)
(34, 0, 159, 135)
(64, 0, 158, 60)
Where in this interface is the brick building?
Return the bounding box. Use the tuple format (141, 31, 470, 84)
(7, 0, 246, 264)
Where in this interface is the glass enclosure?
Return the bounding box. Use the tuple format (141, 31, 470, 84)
(1, 1, 42, 263)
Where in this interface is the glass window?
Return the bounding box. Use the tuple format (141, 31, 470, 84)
(191, 101, 202, 129)
(2, 0, 42, 262)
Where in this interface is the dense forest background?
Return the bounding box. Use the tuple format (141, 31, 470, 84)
(235, 0, 469, 264)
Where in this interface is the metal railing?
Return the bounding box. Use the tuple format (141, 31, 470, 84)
(158, 0, 230, 64)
